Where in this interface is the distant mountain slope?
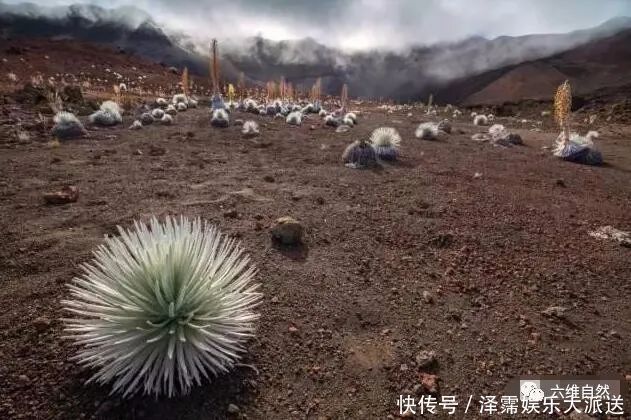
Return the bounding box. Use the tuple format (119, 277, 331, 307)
(0, 2, 211, 75)
(459, 28, 631, 105)
(463, 63, 568, 105)
(1, 2, 631, 103)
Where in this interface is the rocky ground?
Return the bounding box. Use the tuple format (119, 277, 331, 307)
(0, 102, 630, 419)
(0, 38, 190, 95)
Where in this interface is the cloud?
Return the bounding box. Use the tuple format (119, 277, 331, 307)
(3, 0, 631, 50)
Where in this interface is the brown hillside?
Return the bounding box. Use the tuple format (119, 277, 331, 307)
(462, 29, 631, 105)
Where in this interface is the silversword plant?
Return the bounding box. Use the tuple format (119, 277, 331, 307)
(63, 216, 262, 397)
(369, 127, 401, 160)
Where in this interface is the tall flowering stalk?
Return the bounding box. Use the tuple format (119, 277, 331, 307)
(554, 80, 572, 144)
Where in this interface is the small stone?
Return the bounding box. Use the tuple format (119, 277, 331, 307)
(430, 233, 454, 249)
(400, 364, 409, 372)
(288, 326, 299, 334)
(18, 374, 29, 382)
(446, 309, 461, 321)
(473, 172, 483, 179)
(415, 350, 437, 369)
(149, 145, 166, 156)
(609, 330, 621, 338)
(133, 149, 143, 155)
(555, 179, 566, 187)
(33, 317, 51, 333)
(271, 296, 279, 304)
(542, 306, 568, 319)
(271, 217, 304, 245)
(223, 209, 238, 219)
(43, 186, 79, 205)
(422, 291, 434, 304)
(418, 373, 439, 394)
(227, 404, 240, 414)
(263, 175, 275, 183)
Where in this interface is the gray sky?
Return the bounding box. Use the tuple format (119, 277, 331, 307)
(4, 0, 631, 50)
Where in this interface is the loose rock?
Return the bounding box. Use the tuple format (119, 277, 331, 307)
(589, 226, 631, 247)
(542, 306, 568, 319)
(33, 317, 51, 333)
(43, 186, 79, 205)
(149, 145, 166, 156)
(415, 350, 437, 369)
(271, 217, 304, 245)
(422, 291, 434, 304)
(418, 373, 439, 394)
(223, 209, 238, 219)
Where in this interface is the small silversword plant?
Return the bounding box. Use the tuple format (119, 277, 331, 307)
(63, 216, 262, 398)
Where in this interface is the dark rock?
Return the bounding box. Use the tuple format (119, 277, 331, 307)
(33, 317, 52, 333)
(223, 209, 238, 218)
(43, 186, 79, 205)
(271, 217, 304, 245)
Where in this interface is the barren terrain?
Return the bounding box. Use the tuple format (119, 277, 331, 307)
(1, 101, 630, 419)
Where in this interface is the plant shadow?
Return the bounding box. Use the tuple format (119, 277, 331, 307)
(63, 361, 259, 420)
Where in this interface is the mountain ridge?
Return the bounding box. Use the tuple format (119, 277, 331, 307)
(1, 1, 631, 104)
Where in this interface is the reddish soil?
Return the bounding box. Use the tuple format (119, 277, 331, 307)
(1, 98, 630, 419)
(0, 38, 209, 96)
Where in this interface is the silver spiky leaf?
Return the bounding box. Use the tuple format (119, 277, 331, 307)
(89, 101, 122, 126)
(342, 139, 378, 168)
(151, 108, 165, 119)
(242, 120, 260, 138)
(63, 216, 262, 398)
(52, 111, 87, 139)
(369, 127, 401, 161)
(211, 109, 230, 128)
(415, 122, 439, 140)
(286, 111, 302, 126)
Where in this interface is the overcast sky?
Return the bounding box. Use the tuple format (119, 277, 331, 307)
(4, 0, 631, 50)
